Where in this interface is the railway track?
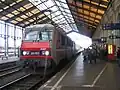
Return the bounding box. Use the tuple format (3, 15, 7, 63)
(0, 65, 22, 77)
(0, 74, 44, 90)
(0, 68, 29, 87)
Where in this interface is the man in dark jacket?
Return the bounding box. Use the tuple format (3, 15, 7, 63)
(117, 47, 120, 66)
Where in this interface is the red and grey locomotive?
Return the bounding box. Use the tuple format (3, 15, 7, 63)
(20, 24, 76, 68)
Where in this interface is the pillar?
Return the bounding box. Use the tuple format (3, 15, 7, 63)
(14, 26, 16, 56)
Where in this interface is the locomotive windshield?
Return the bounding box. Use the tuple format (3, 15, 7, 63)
(24, 30, 53, 41)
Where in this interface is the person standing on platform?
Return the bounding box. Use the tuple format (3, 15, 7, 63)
(88, 49, 93, 64)
(117, 47, 120, 66)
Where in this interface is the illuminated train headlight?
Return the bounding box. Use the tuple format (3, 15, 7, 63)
(45, 51, 49, 56)
(23, 51, 29, 55)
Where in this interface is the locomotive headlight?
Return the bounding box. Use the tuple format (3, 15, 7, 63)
(23, 51, 29, 55)
(23, 51, 27, 55)
(42, 51, 45, 55)
(45, 51, 49, 56)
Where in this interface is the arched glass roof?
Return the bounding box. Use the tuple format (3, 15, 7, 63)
(29, 0, 78, 33)
(0, 0, 110, 36)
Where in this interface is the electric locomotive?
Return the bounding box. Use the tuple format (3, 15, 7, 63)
(20, 24, 75, 68)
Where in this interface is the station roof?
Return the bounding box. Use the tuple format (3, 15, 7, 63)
(0, 0, 110, 37)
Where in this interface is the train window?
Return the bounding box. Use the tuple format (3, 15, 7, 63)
(25, 31, 38, 40)
(24, 31, 53, 41)
(39, 31, 53, 41)
(61, 35, 65, 45)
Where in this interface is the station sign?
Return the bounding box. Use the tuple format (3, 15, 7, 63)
(109, 35, 120, 39)
(92, 37, 107, 43)
(103, 23, 120, 30)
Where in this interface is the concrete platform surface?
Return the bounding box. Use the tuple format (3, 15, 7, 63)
(39, 54, 120, 90)
(0, 56, 19, 64)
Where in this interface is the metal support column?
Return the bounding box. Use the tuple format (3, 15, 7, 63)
(22, 28, 24, 40)
(14, 26, 16, 56)
(6, 24, 8, 56)
(4, 23, 7, 56)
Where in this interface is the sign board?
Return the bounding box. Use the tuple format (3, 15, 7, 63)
(103, 23, 120, 30)
(92, 37, 107, 43)
(109, 35, 120, 39)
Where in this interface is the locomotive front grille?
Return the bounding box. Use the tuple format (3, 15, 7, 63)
(21, 50, 51, 56)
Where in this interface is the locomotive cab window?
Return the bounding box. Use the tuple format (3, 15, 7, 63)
(24, 30, 53, 41)
(38, 31, 53, 41)
(25, 31, 38, 40)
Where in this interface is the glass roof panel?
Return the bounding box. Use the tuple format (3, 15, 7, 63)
(29, 19, 34, 22)
(29, 0, 78, 32)
(6, 13, 14, 18)
(95, 19, 99, 23)
(15, 17, 23, 21)
(23, 3, 33, 9)
(87, 20, 94, 24)
(44, 0, 54, 8)
(102, 0, 109, 2)
(10, 2, 16, 6)
(91, 7, 97, 12)
(18, 7, 26, 12)
(37, 3, 48, 11)
(26, 12, 33, 16)
(84, 16, 89, 19)
(64, 9, 71, 14)
(98, 9, 104, 14)
(84, 10, 89, 15)
(31, 9, 40, 14)
(0, 9, 3, 12)
(90, 12, 96, 17)
(52, 11, 61, 16)
(96, 15, 101, 19)
(89, 18, 94, 21)
(100, 4, 107, 8)
(83, 5, 89, 9)
(16, 0, 23, 3)
(11, 20, 18, 24)
(1, 16, 9, 20)
(49, 6, 58, 12)
(84, 0, 90, 3)
(56, 1, 61, 7)
(78, 9, 83, 13)
(91, 1, 99, 5)
(12, 10, 20, 15)
(21, 15, 28, 19)
(61, 2, 69, 9)
(40, 0, 47, 2)
(24, 21, 30, 24)
(38, 14, 45, 18)
(59, 7, 65, 12)
(53, 15, 64, 20)
(4, 6, 10, 10)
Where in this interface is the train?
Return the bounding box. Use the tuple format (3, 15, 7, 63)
(20, 24, 77, 69)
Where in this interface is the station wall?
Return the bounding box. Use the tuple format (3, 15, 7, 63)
(0, 20, 23, 56)
(93, 0, 120, 48)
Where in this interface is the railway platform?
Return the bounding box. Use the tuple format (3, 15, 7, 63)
(0, 56, 19, 64)
(39, 54, 120, 90)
